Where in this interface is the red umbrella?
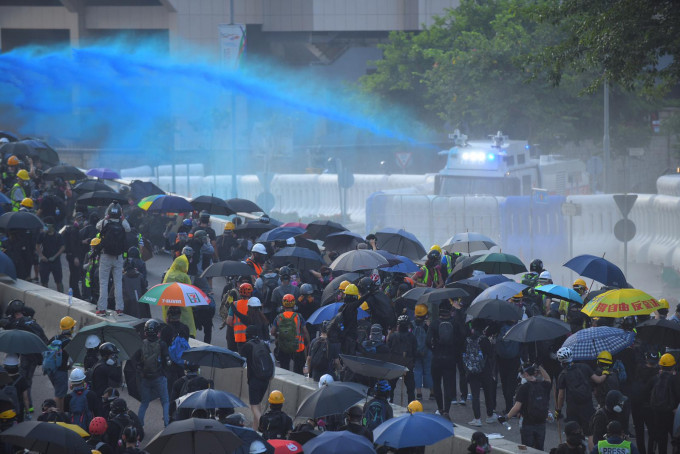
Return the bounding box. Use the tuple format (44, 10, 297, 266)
(282, 222, 308, 229)
(268, 439, 303, 453)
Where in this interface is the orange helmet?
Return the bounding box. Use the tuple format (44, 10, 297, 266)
(239, 283, 253, 297)
(282, 294, 296, 308)
(7, 156, 19, 166)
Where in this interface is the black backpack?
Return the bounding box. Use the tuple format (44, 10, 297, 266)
(1, 376, 20, 415)
(413, 323, 427, 358)
(180, 375, 210, 397)
(261, 273, 279, 311)
(496, 324, 520, 359)
(250, 339, 275, 380)
(437, 320, 455, 347)
(525, 381, 549, 422)
(651, 372, 676, 412)
(389, 332, 414, 369)
(565, 365, 592, 404)
(100, 221, 126, 256)
(362, 399, 389, 431)
(310, 338, 329, 370)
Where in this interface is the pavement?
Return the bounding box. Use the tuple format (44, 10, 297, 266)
(32, 252, 669, 452)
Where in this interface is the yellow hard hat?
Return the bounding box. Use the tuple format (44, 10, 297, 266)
(660, 353, 677, 367)
(90, 237, 101, 246)
(92, 451, 102, 454)
(268, 390, 285, 405)
(0, 409, 16, 419)
(511, 292, 523, 300)
(573, 279, 587, 288)
(344, 284, 359, 296)
(60, 316, 76, 331)
(597, 350, 613, 364)
(20, 198, 33, 208)
(407, 400, 423, 413)
(360, 302, 369, 311)
(17, 169, 29, 181)
(659, 298, 669, 309)
(415, 304, 428, 317)
(338, 280, 351, 291)
(7, 155, 19, 166)
(224, 222, 235, 231)
(430, 245, 442, 254)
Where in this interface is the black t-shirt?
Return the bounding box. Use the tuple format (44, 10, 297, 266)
(339, 422, 374, 442)
(91, 361, 123, 398)
(515, 380, 552, 425)
(558, 363, 595, 406)
(36, 231, 64, 258)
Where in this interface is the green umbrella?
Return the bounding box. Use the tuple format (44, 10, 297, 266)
(64, 321, 142, 362)
(469, 253, 527, 275)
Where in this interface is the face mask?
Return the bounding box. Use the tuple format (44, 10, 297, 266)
(520, 377, 528, 385)
(612, 403, 623, 413)
(106, 356, 118, 366)
(567, 434, 584, 446)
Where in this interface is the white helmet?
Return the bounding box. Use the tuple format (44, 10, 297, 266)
(319, 374, 334, 388)
(539, 270, 552, 282)
(249, 440, 267, 454)
(3, 354, 19, 367)
(286, 237, 296, 246)
(557, 346, 573, 363)
(247, 297, 262, 307)
(252, 243, 267, 255)
(85, 334, 101, 349)
(69, 368, 86, 383)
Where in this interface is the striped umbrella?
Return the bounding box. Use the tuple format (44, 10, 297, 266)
(138, 283, 209, 307)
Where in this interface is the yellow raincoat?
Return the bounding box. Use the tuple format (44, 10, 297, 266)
(161, 255, 196, 337)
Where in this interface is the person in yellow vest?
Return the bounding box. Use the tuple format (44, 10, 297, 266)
(226, 282, 253, 355)
(414, 249, 444, 288)
(272, 294, 309, 375)
(592, 420, 639, 454)
(10, 169, 30, 211)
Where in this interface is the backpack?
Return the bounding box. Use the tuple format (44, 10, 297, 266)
(651, 372, 676, 412)
(310, 338, 329, 370)
(389, 332, 414, 369)
(525, 382, 550, 422)
(168, 335, 190, 366)
(42, 337, 64, 375)
(277, 313, 300, 354)
(141, 340, 162, 377)
(250, 339, 275, 380)
(1, 376, 20, 414)
(69, 389, 93, 430)
(611, 360, 627, 384)
(496, 324, 520, 359)
(565, 365, 593, 404)
(437, 320, 455, 347)
(100, 221, 126, 256)
(413, 323, 428, 358)
(179, 375, 209, 397)
(261, 273, 279, 311)
(363, 399, 389, 431)
(463, 336, 485, 374)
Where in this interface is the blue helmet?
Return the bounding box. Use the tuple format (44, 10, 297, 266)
(182, 219, 192, 227)
(375, 380, 391, 393)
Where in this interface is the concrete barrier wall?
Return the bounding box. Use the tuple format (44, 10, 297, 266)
(0, 279, 541, 454)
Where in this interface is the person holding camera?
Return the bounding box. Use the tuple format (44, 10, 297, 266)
(95, 202, 131, 315)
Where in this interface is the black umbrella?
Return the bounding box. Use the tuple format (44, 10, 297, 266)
(296, 381, 368, 419)
(0, 421, 91, 454)
(176, 389, 246, 410)
(416, 288, 469, 307)
(375, 228, 427, 260)
(0, 211, 44, 230)
(201, 260, 254, 279)
(77, 190, 127, 206)
(340, 354, 408, 380)
(468, 253, 527, 275)
(181, 345, 245, 380)
(143, 418, 242, 454)
(191, 196, 234, 215)
(636, 319, 680, 348)
(42, 165, 87, 181)
(0, 131, 19, 142)
(0, 250, 17, 280)
(447, 256, 479, 282)
(400, 287, 435, 305)
(0, 139, 59, 167)
(228, 425, 275, 454)
(292, 234, 321, 255)
(330, 250, 389, 273)
(503, 316, 572, 343)
(0, 329, 48, 354)
(306, 220, 348, 240)
(445, 278, 489, 301)
(72, 180, 114, 194)
(466, 298, 523, 321)
(321, 272, 362, 305)
(130, 180, 165, 202)
(271, 247, 324, 271)
(225, 198, 263, 213)
(65, 321, 142, 362)
(323, 231, 364, 253)
(234, 221, 275, 237)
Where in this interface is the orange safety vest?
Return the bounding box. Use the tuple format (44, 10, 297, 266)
(246, 258, 263, 278)
(281, 311, 305, 353)
(233, 298, 249, 343)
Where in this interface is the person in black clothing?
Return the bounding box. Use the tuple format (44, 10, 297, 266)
(91, 343, 123, 399)
(100, 387, 120, 418)
(36, 398, 68, 422)
(120, 425, 144, 454)
(362, 380, 393, 431)
(133, 319, 171, 427)
(387, 315, 417, 403)
(5, 228, 36, 281)
(215, 222, 238, 261)
(589, 390, 630, 449)
(241, 325, 272, 430)
(645, 353, 680, 454)
(36, 216, 65, 292)
(106, 398, 144, 449)
(466, 318, 497, 426)
(160, 306, 190, 397)
(331, 284, 362, 356)
(192, 276, 216, 344)
(630, 351, 658, 454)
(170, 362, 212, 421)
(495, 320, 522, 415)
(425, 301, 459, 420)
(357, 277, 396, 333)
(63, 368, 102, 430)
(87, 416, 115, 454)
(339, 405, 373, 442)
(62, 212, 85, 299)
(3, 354, 29, 422)
(306, 322, 333, 381)
(499, 363, 552, 451)
(551, 421, 588, 454)
(450, 300, 469, 405)
(258, 390, 293, 440)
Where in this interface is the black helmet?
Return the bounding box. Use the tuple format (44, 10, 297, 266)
(300, 283, 314, 295)
(127, 246, 140, 259)
(397, 314, 410, 326)
(167, 306, 182, 319)
(199, 210, 210, 221)
(106, 202, 122, 219)
(144, 319, 161, 338)
(605, 390, 627, 413)
(185, 362, 199, 372)
(427, 250, 441, 261)
(110, 397, 128, 415)
(99, 342, 119, 357)
(5, 299, 25, 316)
(194, 230, 207, 240)
(279, 266, 291, 279)
(357, 277, 374, 293)
(621, 316, 636, 331)
(122, 425, 138, 442)
(530, 259, 544, 273)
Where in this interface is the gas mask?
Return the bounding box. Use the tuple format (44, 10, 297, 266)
(106, 355, 118, 366)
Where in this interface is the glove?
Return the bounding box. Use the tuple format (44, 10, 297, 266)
(497, 415, 507, 424)
(554, 409, 562, 419)
(602, 370, 610, 375)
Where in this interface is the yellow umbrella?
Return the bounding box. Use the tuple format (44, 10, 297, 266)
(581, 289, 660, 318)
(53, 421, 89, 437)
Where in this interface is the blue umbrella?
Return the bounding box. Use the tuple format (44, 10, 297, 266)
(561, 326, 635, 361)
(86, 168, 121, 179)
(383, 255, 419, 273)
(145, 195, 193, 213)
(535, 284, 583, 305)
(0, 193, 11, 205)
(374, 249, 404, 267)
(303, 430, 376, 454)
(256, 226, 305, 243)
(473, 274, 512, 286)
(373, 412, 454, 448)
(563, 254, 628, 288)
(472, 281, 528, 305)
(306, 302, 369, 325)
(176, 389, 246, 410)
